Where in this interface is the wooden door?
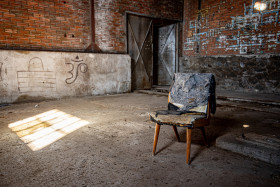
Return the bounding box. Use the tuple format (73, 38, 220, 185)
(127, 14, 153, 90)
(156, 24, 176, 85)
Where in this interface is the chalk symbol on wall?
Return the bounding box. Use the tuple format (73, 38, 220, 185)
(17, 57, 56, 93)
(0, 62, 3, 81)
(65, 56, 88, 84)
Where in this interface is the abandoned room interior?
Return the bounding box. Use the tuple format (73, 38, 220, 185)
(0, 0, 280, 186)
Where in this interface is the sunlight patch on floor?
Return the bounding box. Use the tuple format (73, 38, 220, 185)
(8, 109, 89, 151)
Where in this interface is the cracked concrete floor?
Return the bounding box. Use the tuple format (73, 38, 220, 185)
(0, 93, 279, 186)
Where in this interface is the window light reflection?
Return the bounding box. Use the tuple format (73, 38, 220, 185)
(8, 109, 89, 151)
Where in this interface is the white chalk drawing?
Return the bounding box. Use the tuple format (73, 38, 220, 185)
(184, 0, 280, 54)
(0, 62, 3, 81)
(240, 46, 248, 54)
(17, 57, 56, 93)
(65, 56, 88, 84)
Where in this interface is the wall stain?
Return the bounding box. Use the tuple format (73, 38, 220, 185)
(13, 95, 49, 104)
(0, 62, 3, 81)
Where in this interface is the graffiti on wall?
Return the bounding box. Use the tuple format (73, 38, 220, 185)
(65, 56, 88, 84)
(184, 0, 280, 54)
(17, 57, 56, 93)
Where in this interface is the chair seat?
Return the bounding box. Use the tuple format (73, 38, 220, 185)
(149, 111, 207, 127)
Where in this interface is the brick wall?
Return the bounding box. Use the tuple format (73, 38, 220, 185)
(183, 0, 280, 56)
(94, 0, 183, 53)
(0, 0, 183, 53)
(0, 0, 91, 51)
(181, 0, 280, 94)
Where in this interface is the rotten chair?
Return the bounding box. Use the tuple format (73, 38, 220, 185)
(149, 73, 216, 164)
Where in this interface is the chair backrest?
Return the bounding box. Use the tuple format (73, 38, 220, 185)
(168, 73, 216, 115)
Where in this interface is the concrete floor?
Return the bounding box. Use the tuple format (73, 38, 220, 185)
(0, 93, 279, 186)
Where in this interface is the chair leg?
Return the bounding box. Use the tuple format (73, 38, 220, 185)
(199, 127, 209, 147)
(186, 127, 192, 164)
(172, 126, 180, 142)
(152, 123, 161, 156)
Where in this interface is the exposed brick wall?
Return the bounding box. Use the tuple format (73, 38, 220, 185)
(181, 0, 280, 94)
(183, 0, 280, 56)
(95, 0, 183, 53)
(0, 0, 91, 51)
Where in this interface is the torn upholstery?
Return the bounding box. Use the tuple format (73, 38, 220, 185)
(150, 73, 216, 126)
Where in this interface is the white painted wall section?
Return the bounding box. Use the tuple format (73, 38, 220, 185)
(0, 50, 131, 103)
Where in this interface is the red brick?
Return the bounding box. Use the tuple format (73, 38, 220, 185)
(0, 0, 183, 52)
(0, 0, 91, 51)
(183, 0, 280, 56)
(3, 13, 16, 17)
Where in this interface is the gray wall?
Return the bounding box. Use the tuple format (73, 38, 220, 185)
(0, 50, 131, 103)
(179, 55, 280, 94)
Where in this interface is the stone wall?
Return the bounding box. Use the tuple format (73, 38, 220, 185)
(179, 55, 280, 94)
(0, 50, 131, 103)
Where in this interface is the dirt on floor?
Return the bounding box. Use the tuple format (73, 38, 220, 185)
(0, 93, 279, 186)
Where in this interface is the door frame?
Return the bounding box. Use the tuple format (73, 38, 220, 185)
(125, 12, 181, 89)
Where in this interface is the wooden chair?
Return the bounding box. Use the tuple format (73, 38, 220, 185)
(149, 73, 216, 164)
